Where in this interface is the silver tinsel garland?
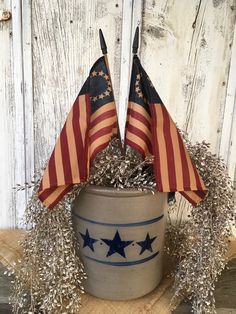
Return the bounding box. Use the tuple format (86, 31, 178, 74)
(168, 138, 235, 314)
(10, 137, 235, 314)
(89, 138, 156, 190)
(10, 182, 87, 313)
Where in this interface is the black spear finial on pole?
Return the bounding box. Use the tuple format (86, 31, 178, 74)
(99, 29, 107, 54)
(132, 26, 139, 54)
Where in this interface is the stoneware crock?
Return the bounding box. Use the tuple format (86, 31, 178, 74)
(72, 186, 167, 300)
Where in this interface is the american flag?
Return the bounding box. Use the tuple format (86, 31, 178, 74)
(38, 56, 118, 208)
(125, 55, 207, 205)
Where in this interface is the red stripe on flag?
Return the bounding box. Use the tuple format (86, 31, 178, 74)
(90, 109, 117, 129)
(180, 190, 206, 206)
(60, 125, 73, 184)
(180, 191, 197, 206)
(84, 93, 91, 179)
(38, 186, 58, 204)
(149, 104, 163, 191)
(89, 122, 117, 143)
(162, 106, 177, 190)
(125, 138, 146, 157)
(72, 97, 86, 181)
(194, 190, 207, 199)
(127, 108, 151, 131)
(90, 141, 111, 163)
(196, 191, 207, 199)
(176, 131, 191, 190)
(47, 185, 73, 209)
(48, 150, 57, 187)
(192, 162, 205, 190)
(126, 124, 152, 153)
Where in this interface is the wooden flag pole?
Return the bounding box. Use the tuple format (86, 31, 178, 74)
(99, 29, 124, 154)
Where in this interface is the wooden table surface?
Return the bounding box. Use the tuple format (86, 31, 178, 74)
(0, 259, 236, 314)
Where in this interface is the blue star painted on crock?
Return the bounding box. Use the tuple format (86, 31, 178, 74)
(136, 233, 157, 255)
(101, 230, 133, 258)
(80, 229, 98, 252)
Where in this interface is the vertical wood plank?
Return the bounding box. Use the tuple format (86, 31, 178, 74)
(141, 0, 236, 153)
(11, 0, 26, 226)
(32, 0, 123, 171)
(22, 0, 34, 202)
(118, 0, 133, 139)
(219, 17, 236, 179)
(130, 0, 143, 48)
(140, 0, 236, 229)
(119, 0, 143, 139)
(0, 0, 32, 228)
(227, 102, 236, 183)
(0, 0, 16, 228)
(221, 22, 236, 235)
(227, 92, 236, 234)
(1, 0, 236, 228)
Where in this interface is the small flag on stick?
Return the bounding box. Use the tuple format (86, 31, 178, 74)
(38, 31, 118, 209)
(125, 27, 207, 205)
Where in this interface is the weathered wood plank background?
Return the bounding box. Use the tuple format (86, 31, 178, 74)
(0, 0, 236, 228)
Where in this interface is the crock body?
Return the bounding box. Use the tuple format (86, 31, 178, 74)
(72, 186, 167, 300)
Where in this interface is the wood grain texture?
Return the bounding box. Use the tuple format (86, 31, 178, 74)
(32, 0, 123, 171)
(0, 0, 236, 228)
(0, 0, 34, 228)
(141, 0, 236, 151)
(220, 19, 236, 171)
(22, 0, 34, 204)
(118, 0, 133, 139)
(140, 0, 236, 226)
(119, 0, 143, 139)
(11, 0, 29, 227)
(0, 0, 16, 228)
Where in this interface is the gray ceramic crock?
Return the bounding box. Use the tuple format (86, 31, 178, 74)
(72, 186, 167, 300)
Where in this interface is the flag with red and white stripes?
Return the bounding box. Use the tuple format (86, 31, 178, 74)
(125, 56, 207, 205)
(38, 56, 118, 208)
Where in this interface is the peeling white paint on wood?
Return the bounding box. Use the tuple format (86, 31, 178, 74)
(0, 0, 236, 228)
(119, 0, 143, 139)
(11, 0, 30, 226)
(22, 0, 34, 203)
(119, 0, 133, 139)
(0, 0, 16, 228)
(32, 0, 123, 172)
(220, 18, 236, 180)
(221, 22, 236, 234)
(141, 0, 236, 155)
(140, 0, 236, 229)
